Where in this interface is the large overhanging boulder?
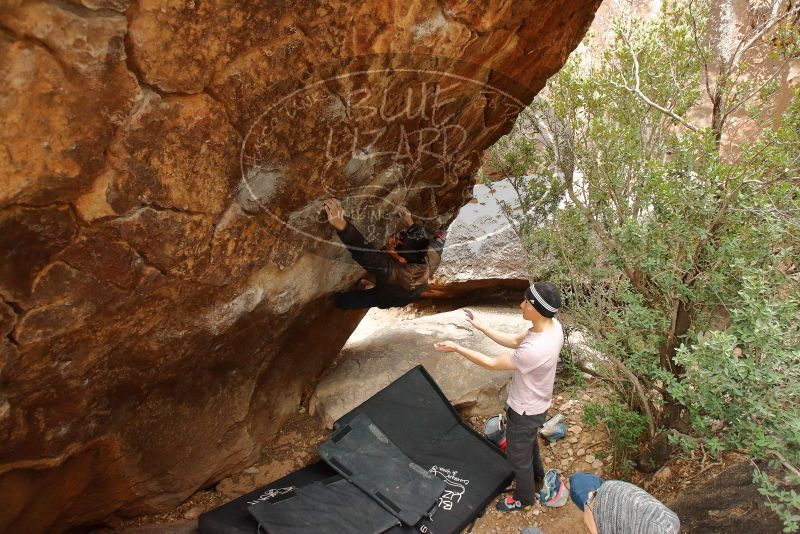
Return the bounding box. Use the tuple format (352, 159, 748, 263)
(0, 1, 601, 531)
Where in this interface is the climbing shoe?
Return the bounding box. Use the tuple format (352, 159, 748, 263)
(495, 495, 531, 513)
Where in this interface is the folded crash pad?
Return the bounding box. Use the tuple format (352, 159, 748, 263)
(247, 475, 400, 534)
(199, 365, 513, 534)
(318, 413, 446, 525)
(200, 462, 336, 534)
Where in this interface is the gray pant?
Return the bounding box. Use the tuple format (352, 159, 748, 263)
(505, 406, 547, 505)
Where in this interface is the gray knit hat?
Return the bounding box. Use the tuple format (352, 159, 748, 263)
(593, 481, 680, 534)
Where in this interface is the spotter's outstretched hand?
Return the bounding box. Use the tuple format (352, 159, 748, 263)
(434, 341, 460, 353)
(463, 308, 487, 331)
(323, 198, 347, 231)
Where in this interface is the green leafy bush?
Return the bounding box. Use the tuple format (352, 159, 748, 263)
(671, 277, 800, 532)
(582, 396, 649, 475)
(556, 323, 589, 392)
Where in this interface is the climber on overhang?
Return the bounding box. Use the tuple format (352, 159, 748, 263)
(323, 198, 446, 309)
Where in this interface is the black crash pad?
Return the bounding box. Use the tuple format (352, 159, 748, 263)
(318, 413, 445, 525)
(199, 366, 513, 534)
(247, 475, 400, 534)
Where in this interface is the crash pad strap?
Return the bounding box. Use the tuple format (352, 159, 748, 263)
(247, 476, 399, 534)
(318, 412, 446, 526)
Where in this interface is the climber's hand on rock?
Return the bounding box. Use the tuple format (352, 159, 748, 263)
(463, 308, 487, 331)
(434, 341, 460, 353)
(323, 198, 347, 231)
(397, 206, 414, 229)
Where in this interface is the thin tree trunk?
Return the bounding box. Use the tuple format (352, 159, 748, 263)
(659, 299, 691, 377)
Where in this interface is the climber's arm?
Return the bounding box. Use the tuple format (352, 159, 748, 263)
(397, 206, 414, 230)
(430, 228, 446, 257)
(464, 309, 527, 348)
(336, 223, 391, 280)
(324, 198, 390, 279)
(481, 328, 528, 349)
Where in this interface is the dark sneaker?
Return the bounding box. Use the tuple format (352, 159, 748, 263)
(495, 495, 530, 513)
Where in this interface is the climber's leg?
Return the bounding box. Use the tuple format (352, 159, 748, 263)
(334, 288, 417, 310)
(334, 288, 381, 309)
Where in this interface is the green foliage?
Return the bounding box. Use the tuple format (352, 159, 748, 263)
(670, 276, 800, 532)
(479, 140, 561, 280)
(557, 323, 589, 391)
(754, 468, 800, 534)
(484, 0, 800, 528)
(582, 396, 649, 475)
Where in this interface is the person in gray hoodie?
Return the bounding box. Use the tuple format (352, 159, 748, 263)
(569, 473, 680, 534)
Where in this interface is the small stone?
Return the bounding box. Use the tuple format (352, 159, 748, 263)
(569, 425, 582, 435)
(592, 459, 604, 469)
(533, 508, 541, 515)
(585, 454, 596, 463)
(244, 466, 259, 474)
(577, 448, 585, 456)
(654, 466, 672, 481)
(184, 505, 205, 520)
(216, 478, 240, 498)
(569, 436, 579, 444)
(562, 400, 578, 410)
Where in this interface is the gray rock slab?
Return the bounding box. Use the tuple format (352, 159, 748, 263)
(434, 179, 528, 285)
(310, 306, 530, 428)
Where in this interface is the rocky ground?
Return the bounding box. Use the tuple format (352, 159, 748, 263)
(91, 302, 777, 534)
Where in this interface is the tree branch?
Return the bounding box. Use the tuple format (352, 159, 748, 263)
(767, 449, 800, 480)
(615, 27, 700, 132)
(724, 57, 794, 121)
(688, 0, 714, 102)
(606, 352, 657, 439)
(726, 2, 797, 73)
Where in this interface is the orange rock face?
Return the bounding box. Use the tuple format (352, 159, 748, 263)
(0, 0, 601, 531)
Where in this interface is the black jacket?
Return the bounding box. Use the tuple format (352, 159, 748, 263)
(336, 220, 443, 305)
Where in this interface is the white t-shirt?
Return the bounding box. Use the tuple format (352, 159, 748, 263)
(507, 318, 564, 415)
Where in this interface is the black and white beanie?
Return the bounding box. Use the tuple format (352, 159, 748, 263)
(525, 282, 561, 318)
